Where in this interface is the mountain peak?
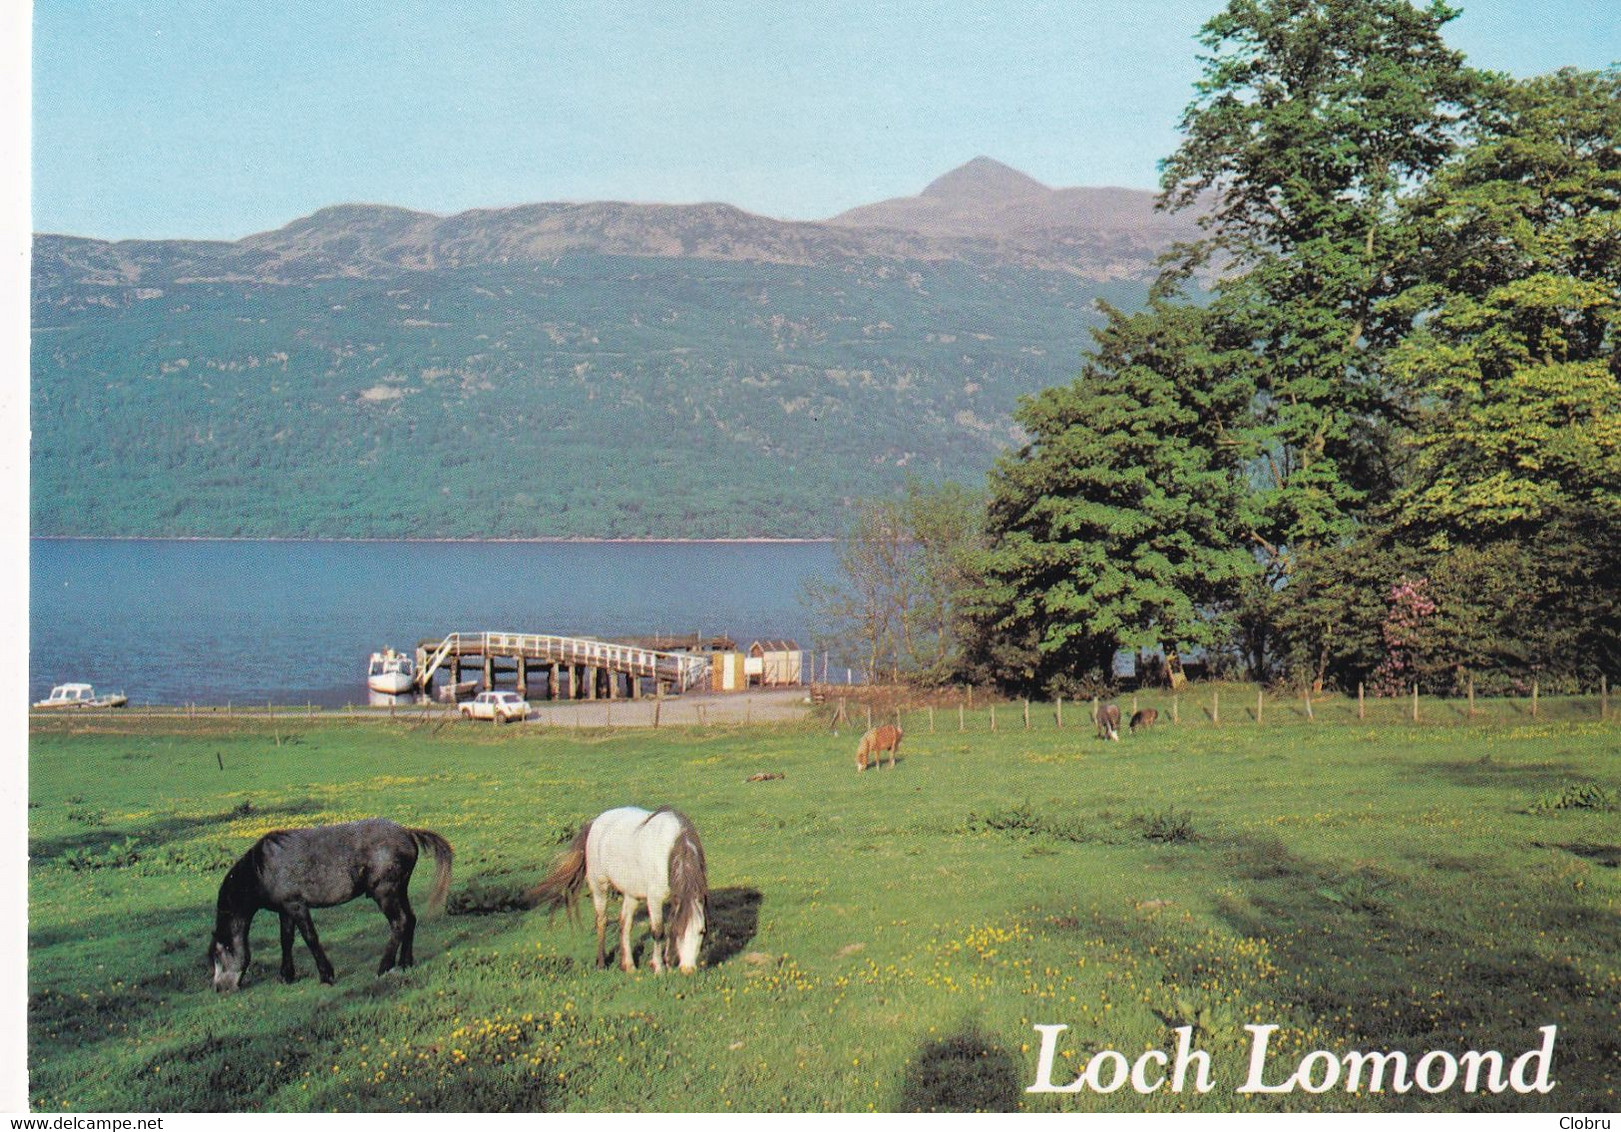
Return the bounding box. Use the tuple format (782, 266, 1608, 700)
(920, 158, 1050, 204)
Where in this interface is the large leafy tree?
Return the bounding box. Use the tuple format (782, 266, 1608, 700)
(1154, 2, 1484, 677)
(1392, 67, 1620, 540)
(1271, 67, 1621, 691)
(969, 301, 1256, 694)
(1158, 0, 1479, 682)
(1381, 66, 1621, 684)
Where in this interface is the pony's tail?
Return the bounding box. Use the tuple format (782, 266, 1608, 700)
(408, 829, 455, 915)
(526, 821, 592, 924)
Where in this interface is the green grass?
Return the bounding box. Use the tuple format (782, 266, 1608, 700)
(25, 706, 1621, 1112)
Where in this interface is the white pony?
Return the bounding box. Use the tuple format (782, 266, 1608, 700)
(528, 806, 708, 974)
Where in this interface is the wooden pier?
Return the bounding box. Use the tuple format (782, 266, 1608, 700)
(415, 631, 710, 701)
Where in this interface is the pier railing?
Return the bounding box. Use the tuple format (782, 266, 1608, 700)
(417, 631, 710, 692)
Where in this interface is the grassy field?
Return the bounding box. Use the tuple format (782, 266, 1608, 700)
(24, 697, 1621, 1113)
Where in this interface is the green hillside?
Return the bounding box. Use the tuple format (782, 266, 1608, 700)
(32, 252, 1144, 538)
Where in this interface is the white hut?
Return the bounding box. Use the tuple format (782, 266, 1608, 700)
(747, 640, 804, 687)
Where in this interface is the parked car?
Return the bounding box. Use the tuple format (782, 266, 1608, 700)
(460, 690, 530, 723)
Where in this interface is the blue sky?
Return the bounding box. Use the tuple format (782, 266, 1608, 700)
(27, 0, 1621, 241)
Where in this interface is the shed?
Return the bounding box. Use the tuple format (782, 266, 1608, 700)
(747, 640, 804, 687)
(711, 651, 747, 692)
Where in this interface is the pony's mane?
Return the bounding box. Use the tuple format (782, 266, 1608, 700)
(257, 829, 295, 854)
(657, 808, 708, 954)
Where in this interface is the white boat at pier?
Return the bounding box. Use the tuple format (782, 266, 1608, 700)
(33, 683, 128, 710)
(366, 649, 416, 695)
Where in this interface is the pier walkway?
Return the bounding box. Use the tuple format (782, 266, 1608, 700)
(415, 631, 710, 701)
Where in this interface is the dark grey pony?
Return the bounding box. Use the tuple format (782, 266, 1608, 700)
(209, 818, 453, 991)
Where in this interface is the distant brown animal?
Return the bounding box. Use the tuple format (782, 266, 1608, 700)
(856, 724, 903, 771)
(1095, 703, 1121, 742)
(1130, 708, 1159, 733)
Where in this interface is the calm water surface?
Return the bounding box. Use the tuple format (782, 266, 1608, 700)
(29, 539, 838, 706)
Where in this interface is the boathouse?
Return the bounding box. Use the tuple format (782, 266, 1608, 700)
(747, 640, 804, 687)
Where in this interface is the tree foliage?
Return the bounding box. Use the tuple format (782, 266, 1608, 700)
(966, 5, 1619, 695)
(1162, 0, 1480, 565)
(969, 301, 1256, 694)
(805, 481, 985, 684)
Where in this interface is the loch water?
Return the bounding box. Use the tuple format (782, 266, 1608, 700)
(28, 539, 839, 707)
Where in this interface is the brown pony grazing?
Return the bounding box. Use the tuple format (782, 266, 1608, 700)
(855, 724, 903, 771)
(1095, 703, 1121, 741)
(1130, 708, 1159, 733)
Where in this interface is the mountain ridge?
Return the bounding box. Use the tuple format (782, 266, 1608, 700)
(35, 159, 1199, 290)
(31, 159, 1189, 539)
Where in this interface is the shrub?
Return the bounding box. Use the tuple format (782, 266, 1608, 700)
(1133, 806, 1196, 843)
(964, 804, 1092, 843)
(1528, 781, 1618, 814)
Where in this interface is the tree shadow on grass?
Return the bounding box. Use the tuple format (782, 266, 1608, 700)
(99, 987, 561, 1113)
(1199, 832, 1621, 1110)
(29, 798, 327, 864)
(898, 1024, 1021, 1112)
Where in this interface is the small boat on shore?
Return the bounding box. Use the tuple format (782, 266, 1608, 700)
(436, 680, 479, 704)
(367, 649, 416, 695)
(33, 683, 128, 710)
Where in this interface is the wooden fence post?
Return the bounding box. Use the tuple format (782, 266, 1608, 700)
(1212, 690, 1219, 725)
(929, 705, 935, 733)
(1602, 675, 1609, 721)
(1303, 687, 1314, 721)
(1358, 681, 1365, 721)
(1171, 695, 1179, 724)
(959, 702, 965, 732)
(1023, 698, 1030, 729)
(990, 703, 997, 732)
(1056, 695, 1064, 729)
(1256, 689, 1263, 726)
(1468, 673, 1475, 718)
(1531, 679, 1539, 718)
(1412, 683, 1419, 723)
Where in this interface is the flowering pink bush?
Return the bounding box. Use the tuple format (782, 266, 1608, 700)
(1370, 577, 1438, 696)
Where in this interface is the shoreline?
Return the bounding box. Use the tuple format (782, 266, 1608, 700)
(27, 688, 820, 728)
(28, 534, 837, 545)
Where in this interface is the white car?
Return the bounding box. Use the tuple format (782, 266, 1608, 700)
(459, 690, 530, 723)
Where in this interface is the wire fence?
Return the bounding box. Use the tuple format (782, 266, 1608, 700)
(818, 679, 1618, 735)
(26, 679, 1618, 734)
